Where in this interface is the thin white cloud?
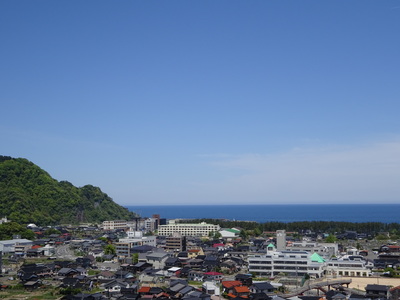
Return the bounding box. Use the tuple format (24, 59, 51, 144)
(0, 126, 125, 151)
(196, 139, 400, 204)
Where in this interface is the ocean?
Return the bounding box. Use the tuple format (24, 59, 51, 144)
(126, 204, 400, 223)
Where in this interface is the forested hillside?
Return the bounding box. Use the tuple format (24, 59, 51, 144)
(0, 156, 136, 225)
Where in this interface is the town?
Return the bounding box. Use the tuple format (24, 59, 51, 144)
(0, 216, 400, 300)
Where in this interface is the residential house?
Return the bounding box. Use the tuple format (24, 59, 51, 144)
(188, 248, 204, 258)
(232, 285, 250, 298)
(18, 263, 53, 281)
(235, 274, 253, 286)
(251, 293, 273, 300)
(203, 255, 219, 272)
(167, 267, 181, 277)
(330, 293, 347, 300)
(58, 267, 80, 277)
(220, 259, 240, 274)
(221, 280, 242, 293)
(146, 252, 169, 269)
(97, 270, 115, 280)
(203, 271, 223, 282)
(374, 254, 400, 269)
(202, 281, 220, 295)
(131, 261, 152, 273)
(120, 287, 139, 300)
(179, 266, 191, 278)
(25, 247, 43, 257)
(186, 258, 204, 269)
(61, 277, 82, 289)
(23, 280, 42, 291)
(76, 257, 94, 268)
(188, 270, 204, 281)
(169, 281, 187, 296)
(389, 285, 400, 300)
(165, 256, 182, 268)
(138, 270, 166, 285)
(379, 245, 400, 254)
(114, 269, 135, 279)
(250, 282, 276, 294)
(184, 290, 212, 300)
(102, 279, 131, 294)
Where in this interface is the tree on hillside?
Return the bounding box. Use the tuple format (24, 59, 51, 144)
(0, 222, 35, 240)
(0, 156, 137, 225)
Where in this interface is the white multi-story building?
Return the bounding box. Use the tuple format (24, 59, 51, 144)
(120, 231, 157, 246)
(286, 241, 339, 259)
(158, 221, 220, 237)
(0, 239, 33, 254)
(102, 220, 133, 230)
(248, 250, 326, 278)
(326, 257, 372, 277)
(126, 231, 144, 239)
(103, 218, 154, 232)
(144, 218, 157, 232)
(116, 232, 157, 258)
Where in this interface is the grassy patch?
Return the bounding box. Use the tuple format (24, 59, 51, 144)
(188, 281, 203, 286)
(0, 285, 59, 300)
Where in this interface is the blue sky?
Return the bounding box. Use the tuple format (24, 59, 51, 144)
(1, 1, 400, 205)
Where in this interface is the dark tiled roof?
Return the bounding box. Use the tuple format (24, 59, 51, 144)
(366, 284, 390, 291)
(251, 282, 275, 290)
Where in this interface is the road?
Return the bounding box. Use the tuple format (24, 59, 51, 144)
(55, 244, 75, 260)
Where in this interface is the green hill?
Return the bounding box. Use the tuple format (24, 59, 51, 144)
(0, 155, 136, 225)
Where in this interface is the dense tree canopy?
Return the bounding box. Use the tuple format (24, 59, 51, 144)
(0, 222, 35, 240)
(0, 156, 136, 225)
(104, 244, 116, 255)
(179, 218, 400, 236)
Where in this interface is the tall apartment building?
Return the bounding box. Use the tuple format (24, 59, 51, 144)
(165, 232, 186, 252)
(144, 218, 158, 232)
(115, 241, 135, 259)
(152, 214, 160, 227)
(158, 221, 220, 237)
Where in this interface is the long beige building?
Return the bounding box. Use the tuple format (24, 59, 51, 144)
(158, 221, 220, 237)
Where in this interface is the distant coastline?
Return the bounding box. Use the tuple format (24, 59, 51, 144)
(126, 203, 400, 223)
